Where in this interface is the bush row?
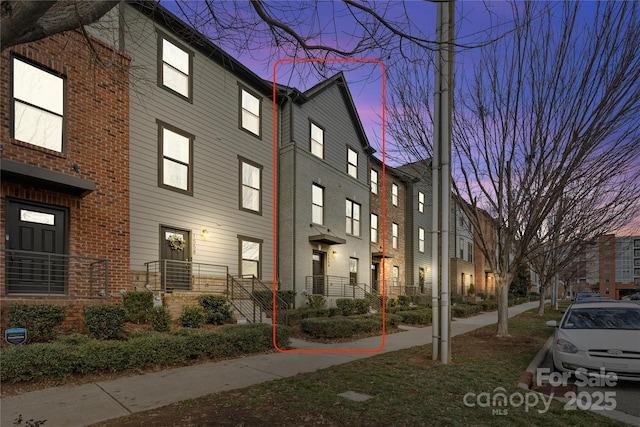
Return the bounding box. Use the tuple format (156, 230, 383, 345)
(300, 313, 401, 339)
(452, 304, 484, 317)
(1, 324, 290, 384)
(336, 298, 370, 316)
(394, 309, 432, 325)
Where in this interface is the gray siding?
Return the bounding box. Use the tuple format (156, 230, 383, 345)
(123, 5, 274, 279)
(280, 81, 371, 305)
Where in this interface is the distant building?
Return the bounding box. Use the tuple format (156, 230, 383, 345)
(577, 234, 640, 298)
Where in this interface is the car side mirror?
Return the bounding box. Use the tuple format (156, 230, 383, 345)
(546, 320, 558, 328)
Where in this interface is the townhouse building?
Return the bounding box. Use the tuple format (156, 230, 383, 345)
(90, 2, 277, 301)
(369, 157, 413, 298)
(397, 160, 433, 295)
(277, 73, 373, 307)
(0, 29, 131, 328)
(450, 198, 475, 298)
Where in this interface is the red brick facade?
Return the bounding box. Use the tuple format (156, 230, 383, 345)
(0, 30, 131, 330)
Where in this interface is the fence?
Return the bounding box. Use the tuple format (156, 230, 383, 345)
(1, 249, 108, 298)
(144, 260, 228, 293)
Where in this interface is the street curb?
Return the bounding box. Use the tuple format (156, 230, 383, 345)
(517, 335, 553, 390)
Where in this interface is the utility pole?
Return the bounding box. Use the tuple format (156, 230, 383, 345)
(432, 1, 454, 363)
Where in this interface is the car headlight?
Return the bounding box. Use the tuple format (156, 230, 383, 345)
(556, 338, 578, 353)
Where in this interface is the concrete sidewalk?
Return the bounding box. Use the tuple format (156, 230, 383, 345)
(0, 301, 541, 427)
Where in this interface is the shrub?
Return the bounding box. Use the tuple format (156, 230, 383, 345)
(122, 291, 154, 324)
(477, 292, 486, 300)
(385, 298, 397, 311)
(307, 295, 326, 310)
(397, 295, 411, 307)
(336, 298, 355, 316)
(8, 304, 66, 343)
(179, 306, 205, 328)
(198, 295, 233, 325)
(468, 284, 476, 295)
(251, 290, 296, 310)
(396, 309, 432, 325)
(0, 324, 290, 384)
(353, 299, 370, 314)
(300, 314, 389, 339)
(451, 304, 483, 318)
(409, 295, 431, 307)
(84, 305, 126, 340)
(150, 306, 172, 332)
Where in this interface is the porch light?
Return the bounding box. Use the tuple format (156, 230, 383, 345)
(332, 250, 338, 259)
(202, 229, 209, 239)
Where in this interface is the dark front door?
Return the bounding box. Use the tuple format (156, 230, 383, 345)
(371, 263, 380, 293)
(160, 226, 191, 290)
(312, 250, 325, 295)
(5, 200, 68, 294)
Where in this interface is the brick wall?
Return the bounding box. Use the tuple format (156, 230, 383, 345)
(0, 30, 131, 329)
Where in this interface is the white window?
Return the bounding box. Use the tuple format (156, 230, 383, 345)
(418, 191, 425, 213)
(392, 183, 398, 206)
(310, 122, 324, 159)
(371, 213, 378, 243)
(160, 36, 191, 99)
(347, 148, 358, 178)
(240, 88, 261, 136)
(419, 228, 425, 253)
(392, 223, 399, 249)
(393, 266, 399, 287)
(240, 159, 262, 213)
(312, 184, 324, 224)
(240, 238, 261, 278)
(159, 123, 193, 194)
(346, 199, 361, 237)
(13, 57, 64, 152)
(370, 169, 378, 194)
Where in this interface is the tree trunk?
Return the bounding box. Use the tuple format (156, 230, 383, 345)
(537, 284, 547, 315)
(495, 274, 511, 337)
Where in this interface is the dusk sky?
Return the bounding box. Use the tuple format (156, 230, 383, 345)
(162, 1, 639, 235)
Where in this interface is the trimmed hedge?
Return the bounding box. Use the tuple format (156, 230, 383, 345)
(8, 304, 66, 343)
(0, 324, 290, 384)
(179, 306, 205, 328)
(150, 306, 172, 332)
(307, 295, 326, 309)
(84, 305, 126, 340)
(198, 295, 233, 325)
(451, 304, 483, 318)
(395, 309, 432, 325)
(300, 313, 399, 339)
(287, 307, 342, 325)
(336, 298, 370, 316)
(122, 291, 154, 324)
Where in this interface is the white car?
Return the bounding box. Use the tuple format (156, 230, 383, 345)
(547, 301, 640, 382)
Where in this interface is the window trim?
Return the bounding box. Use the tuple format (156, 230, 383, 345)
(238, 84, 262, 138)
(309, 121, 325, 159)
(419, 227, 425, 253)
(392, 183, 398, 206)
(371, 213, 378, 243)
(418, 191, 425, 213)
(312, 183, 324, 225)
(157, 120, 194, 196)
(157, 32, 193, 102)
(11, 55, 66, 153)
(238, 156, 263, 215)
(370, 169, 378, 194)
(392, 222, 399, 249)
(238, 235, 263, 279)
(346, 199, 361, 237)
(347, 146, 358, 179)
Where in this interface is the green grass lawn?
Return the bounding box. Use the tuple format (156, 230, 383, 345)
(93, 306, 628, 427)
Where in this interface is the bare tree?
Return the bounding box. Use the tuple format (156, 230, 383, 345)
(1, 0, 118, 50)
(389, 1, 640, 336)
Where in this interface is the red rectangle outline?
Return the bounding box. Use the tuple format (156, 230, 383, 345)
(271, 58, 386, 353)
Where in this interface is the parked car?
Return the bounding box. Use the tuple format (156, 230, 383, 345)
(547, 301, 640, 382)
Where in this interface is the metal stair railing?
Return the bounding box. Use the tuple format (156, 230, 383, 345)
(227, 274, 289, 325)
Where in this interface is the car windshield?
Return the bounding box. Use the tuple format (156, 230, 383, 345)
(562, 308, 640, 330)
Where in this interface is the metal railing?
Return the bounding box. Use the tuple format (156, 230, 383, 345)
(228, 275, 289, 325)
(144, 260, 228, 293)
(305, 275, 371, 298)
(1, 249, 108, 298)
